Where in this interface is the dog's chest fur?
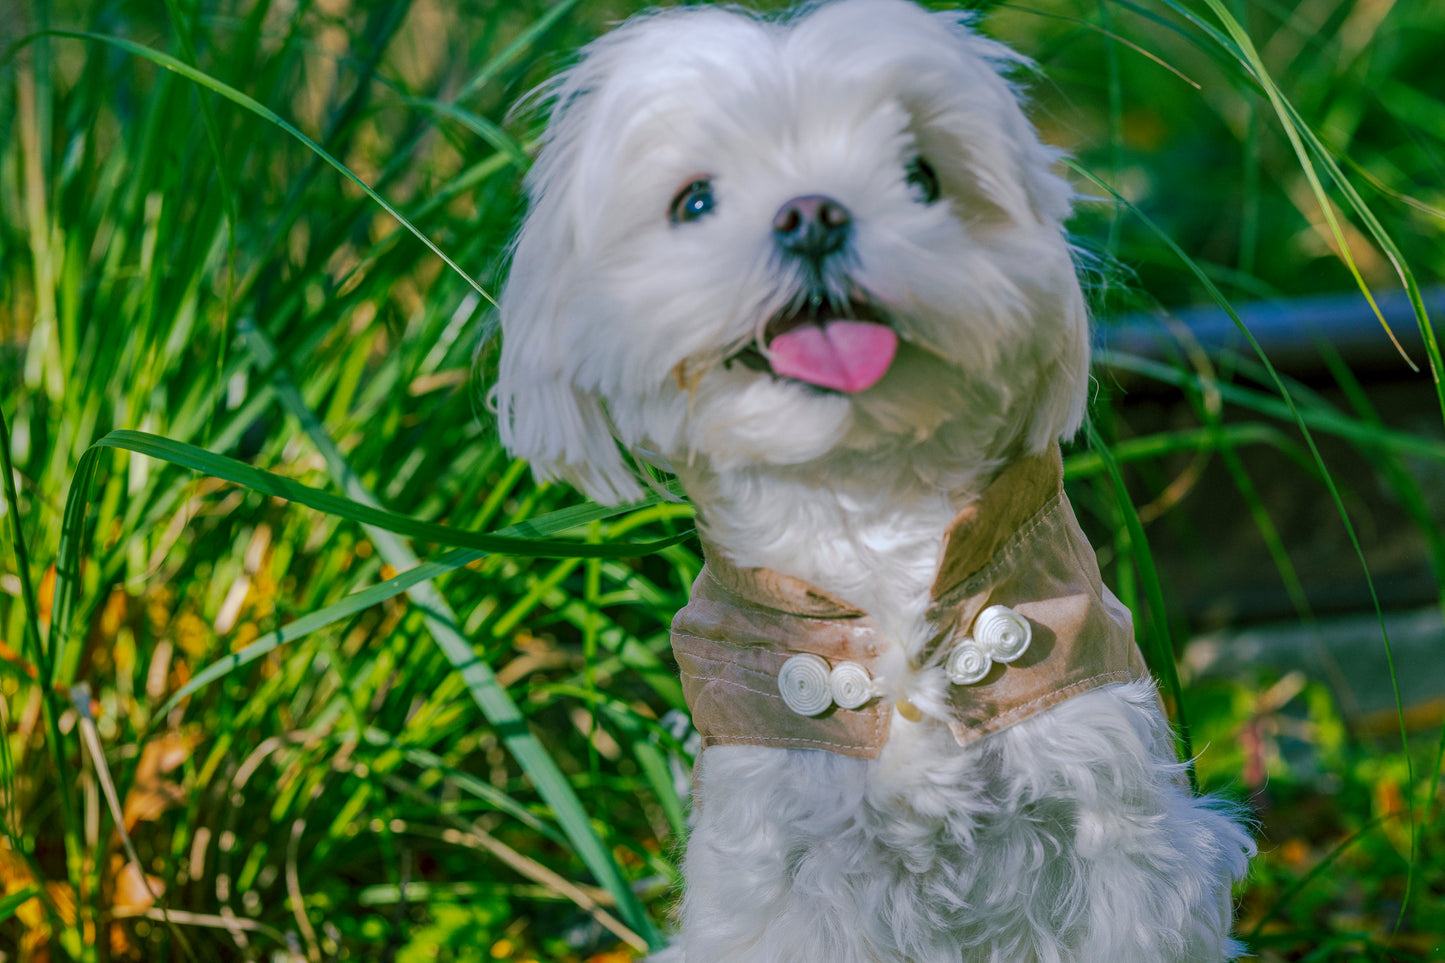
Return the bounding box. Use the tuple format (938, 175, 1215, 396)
(678, 458, 993, 648)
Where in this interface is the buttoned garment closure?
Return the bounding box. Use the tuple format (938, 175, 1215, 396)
(670, 446, 1152, 759)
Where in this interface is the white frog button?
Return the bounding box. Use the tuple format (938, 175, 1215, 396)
(778, 653, 834, 716)
(828, 661, 875, 710)
(973, 604, 1032, 663)
(947, 604, 1032, 686)
(945, 639, 992, 685)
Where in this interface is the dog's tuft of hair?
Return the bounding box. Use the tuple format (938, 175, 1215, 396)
(494, 2, 1253, 960)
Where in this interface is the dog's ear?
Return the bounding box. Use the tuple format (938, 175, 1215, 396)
(927, 14, 1076, 231)
(490, 38, 653, 507)
(936, 14, 1092, 450)
(492, 193, 645, 504)
(491, 267, 645, 506)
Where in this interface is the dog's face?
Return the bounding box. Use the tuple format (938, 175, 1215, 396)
(494, 0, 1090, 503)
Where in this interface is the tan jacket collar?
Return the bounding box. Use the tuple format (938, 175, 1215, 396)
(702, 447, 1067, 616)
(671, 446, 1150, 758)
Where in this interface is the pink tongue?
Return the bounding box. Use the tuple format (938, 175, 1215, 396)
(768, 320, 899, 393)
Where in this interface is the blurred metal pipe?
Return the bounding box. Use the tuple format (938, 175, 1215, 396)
(1097, 285, 1445, 382)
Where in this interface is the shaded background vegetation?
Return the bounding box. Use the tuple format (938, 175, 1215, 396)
(1, 0, 1443, 960)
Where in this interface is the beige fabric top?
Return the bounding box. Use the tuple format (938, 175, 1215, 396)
(670, 447, 1151, 759)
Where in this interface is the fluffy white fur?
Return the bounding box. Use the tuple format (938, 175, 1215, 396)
(493, 1, 1254, 959)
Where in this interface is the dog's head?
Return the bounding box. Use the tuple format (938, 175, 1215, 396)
(493, 0, 1089, 504)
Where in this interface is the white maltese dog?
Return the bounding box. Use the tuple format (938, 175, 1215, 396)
(493, 1, 1254, 960)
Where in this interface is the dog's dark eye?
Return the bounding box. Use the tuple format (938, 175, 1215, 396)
(905, 157, 940, 204)
(670, 178, 716, 224)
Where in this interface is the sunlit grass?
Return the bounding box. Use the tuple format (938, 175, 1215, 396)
(2, 0, 1443, 960)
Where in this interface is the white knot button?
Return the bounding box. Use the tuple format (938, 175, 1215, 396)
(829, 661, 875, 710)
(973, 605, 1032, 662)
(946, 639, 993, 685)
(778, 654, 834, 716)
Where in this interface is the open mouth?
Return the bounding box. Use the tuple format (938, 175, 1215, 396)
(730, 298, 899, 394)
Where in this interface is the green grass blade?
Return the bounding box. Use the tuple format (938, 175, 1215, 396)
(16, 29, 495, 306)
(1063, 422, 1298, 479)
(238, 318, 664, 946)
(0, 402, 82, 944)
(1244, 812, 1390, 941)
(1273, 93, 1445, 416)
(1082, 419, 1194, 783)
(382, 739, 565, 846)
(454, 0, 586, 102)
(400, 96, 530, 171)
(1196, 1, 1442, 419)
(1072, 159, 1417, 923)
(1097, 353, 1445, 462)
(153, 481, 664, 720)
(159, 0, 239, 449)
(1135, 0, 1443, 416)
(75, 429, 691, 559)
(0, 884, 43, 923)
(153, 546, 477, 719)
(632, 739, 688, 842)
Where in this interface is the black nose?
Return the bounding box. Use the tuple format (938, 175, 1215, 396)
(772, 195, 851, 262)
